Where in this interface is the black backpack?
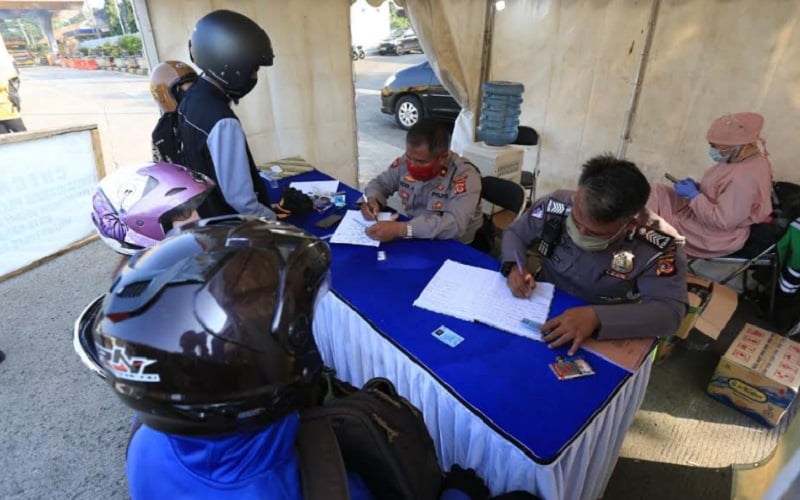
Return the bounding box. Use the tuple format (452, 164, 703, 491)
(773, 181, 800, 224)
(126, 376, 443, 499)
(297, 377, 443, 500)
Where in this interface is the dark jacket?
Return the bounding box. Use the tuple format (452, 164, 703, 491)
(177, 77, 274, 219)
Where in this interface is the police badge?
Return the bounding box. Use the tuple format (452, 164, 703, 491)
(611, 250, 635, 274)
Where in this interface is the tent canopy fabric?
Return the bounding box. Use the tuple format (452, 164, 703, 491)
(135, 0, 800, 198)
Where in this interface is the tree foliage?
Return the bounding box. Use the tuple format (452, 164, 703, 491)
(389, 2, 410, 32)
(104, 0, 137, 35)
(117, 34, 142, 54)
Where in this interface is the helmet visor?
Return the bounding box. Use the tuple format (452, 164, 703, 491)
(73, 295, 107, 380)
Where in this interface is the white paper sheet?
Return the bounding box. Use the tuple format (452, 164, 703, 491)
(289, 180, 340, 197)
(413, 259, 555, 340)
(329, 210, 381, 247)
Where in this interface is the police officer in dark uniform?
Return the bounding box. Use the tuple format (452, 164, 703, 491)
(178, 10, 275, 219)
(500, 154, 687, 355)
(361, 120, 483, 244)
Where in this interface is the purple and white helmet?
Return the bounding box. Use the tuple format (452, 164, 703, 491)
(91, 162, 215, 255)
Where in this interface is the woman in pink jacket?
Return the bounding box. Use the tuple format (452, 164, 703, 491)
(647, 112, 773, 258)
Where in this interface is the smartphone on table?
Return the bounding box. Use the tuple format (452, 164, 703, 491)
(315, 213, 344, 229)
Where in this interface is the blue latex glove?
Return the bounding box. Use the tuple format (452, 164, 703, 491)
(675, 178, 700, 200)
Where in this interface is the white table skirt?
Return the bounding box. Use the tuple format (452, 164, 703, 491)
(313, 292, 652, 499)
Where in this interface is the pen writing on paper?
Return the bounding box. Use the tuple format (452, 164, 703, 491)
(514, 250, 525, 275)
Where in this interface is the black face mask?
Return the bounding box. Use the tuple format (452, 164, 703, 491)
(228, 77, 258, 104)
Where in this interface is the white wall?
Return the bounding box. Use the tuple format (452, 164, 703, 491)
(492, 0, 800, 194)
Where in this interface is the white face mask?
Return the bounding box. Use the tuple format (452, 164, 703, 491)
(565, 213, 628, 252)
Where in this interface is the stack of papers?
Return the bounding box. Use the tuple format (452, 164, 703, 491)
(329, 210, 394, 247)
(413, 259, 555, 340)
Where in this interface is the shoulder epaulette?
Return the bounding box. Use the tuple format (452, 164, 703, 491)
(545, 198, 570, 216)
(635, 226, 674, 251)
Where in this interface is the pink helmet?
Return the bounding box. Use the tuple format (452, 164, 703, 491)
(91, 163, 215, 254)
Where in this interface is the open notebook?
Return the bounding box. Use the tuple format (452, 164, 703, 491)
(413, 259, 555, 340)
(414, 259, 653, 372)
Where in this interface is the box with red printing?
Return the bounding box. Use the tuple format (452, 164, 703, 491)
(707, 323, 800, 427)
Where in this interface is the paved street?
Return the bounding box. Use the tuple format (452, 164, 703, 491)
(16, 54, 425, 184)
(355, 53, 426, 185)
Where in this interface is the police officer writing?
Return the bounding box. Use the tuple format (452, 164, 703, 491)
(361, 120, 483, 244)
(501, 155, 688, 355)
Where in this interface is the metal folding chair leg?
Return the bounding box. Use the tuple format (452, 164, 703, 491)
(718, 244, 777, 284)
(688, 243, 779, 320)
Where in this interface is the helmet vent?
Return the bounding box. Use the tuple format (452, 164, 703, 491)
(165, 187, 187, 197)
(118, 281, 151, 298)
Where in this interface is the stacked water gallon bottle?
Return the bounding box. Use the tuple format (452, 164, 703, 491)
(477, 81, 525, 146)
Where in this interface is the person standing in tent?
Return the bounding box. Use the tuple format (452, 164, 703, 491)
(647, 112, 773, 258)
(177, 10, 275, 219)
(149, 60, 197, 164)
(0, 55, 25, 134)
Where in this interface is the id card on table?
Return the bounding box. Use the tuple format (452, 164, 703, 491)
(550, 356, 595, 380)
(432, 325, 464, 347)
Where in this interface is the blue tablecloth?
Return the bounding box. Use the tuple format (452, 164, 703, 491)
(270, 170, 634, 459)
(269, 170, 652, 498)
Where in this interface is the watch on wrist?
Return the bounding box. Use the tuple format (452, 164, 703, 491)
(405, 223, 413, 239)
(500, 261, 515, 277)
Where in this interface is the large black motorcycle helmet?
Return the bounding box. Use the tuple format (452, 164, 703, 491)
(188, 9, 274, 100)
(74, 217, 331, 435)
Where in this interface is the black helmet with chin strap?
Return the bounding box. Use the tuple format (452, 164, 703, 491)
(188, 10, 274, 101)
(73, 217, 331, 435)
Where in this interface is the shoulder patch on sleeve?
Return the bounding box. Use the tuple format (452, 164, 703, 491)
(636, 226, 675, 251)
(656, 252, 677, 276)
(453, 177, 468, 195)
(390, 157, 401, 169)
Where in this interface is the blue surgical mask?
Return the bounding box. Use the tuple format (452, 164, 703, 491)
(709, 146, 741, 164)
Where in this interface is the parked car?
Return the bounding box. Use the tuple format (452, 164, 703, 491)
(378, 29, 423, 56)
(380, 60, 461, 130)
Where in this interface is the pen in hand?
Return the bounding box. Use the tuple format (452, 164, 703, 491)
(515, 249, 535, 296)
(361, 194, 378, 220)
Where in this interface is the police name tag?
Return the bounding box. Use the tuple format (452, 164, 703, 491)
(432, 325, 464, 347)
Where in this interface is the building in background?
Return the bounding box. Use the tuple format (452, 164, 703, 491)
(349, 0, 390, 51)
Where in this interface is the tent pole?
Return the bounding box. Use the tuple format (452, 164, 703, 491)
(617, 0, 661, 158)
(475, 0, 496, 142)
(130, 0, 160, 71)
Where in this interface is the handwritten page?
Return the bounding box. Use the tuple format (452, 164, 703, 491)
(289, 180, 340, 197)
(413, 260, 487, 321)
(413, 259, 555, 339)
(582, 337, 655, 373)
(479, 273, 554, 341)
(329, 210, 380, 247)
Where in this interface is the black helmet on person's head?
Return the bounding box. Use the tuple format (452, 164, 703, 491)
(188, 9, 274, 101)
(73, 217, 331, 435)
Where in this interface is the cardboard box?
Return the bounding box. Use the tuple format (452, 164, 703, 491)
(674, 275, 738, 340)
(707, 323, 800, 427)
